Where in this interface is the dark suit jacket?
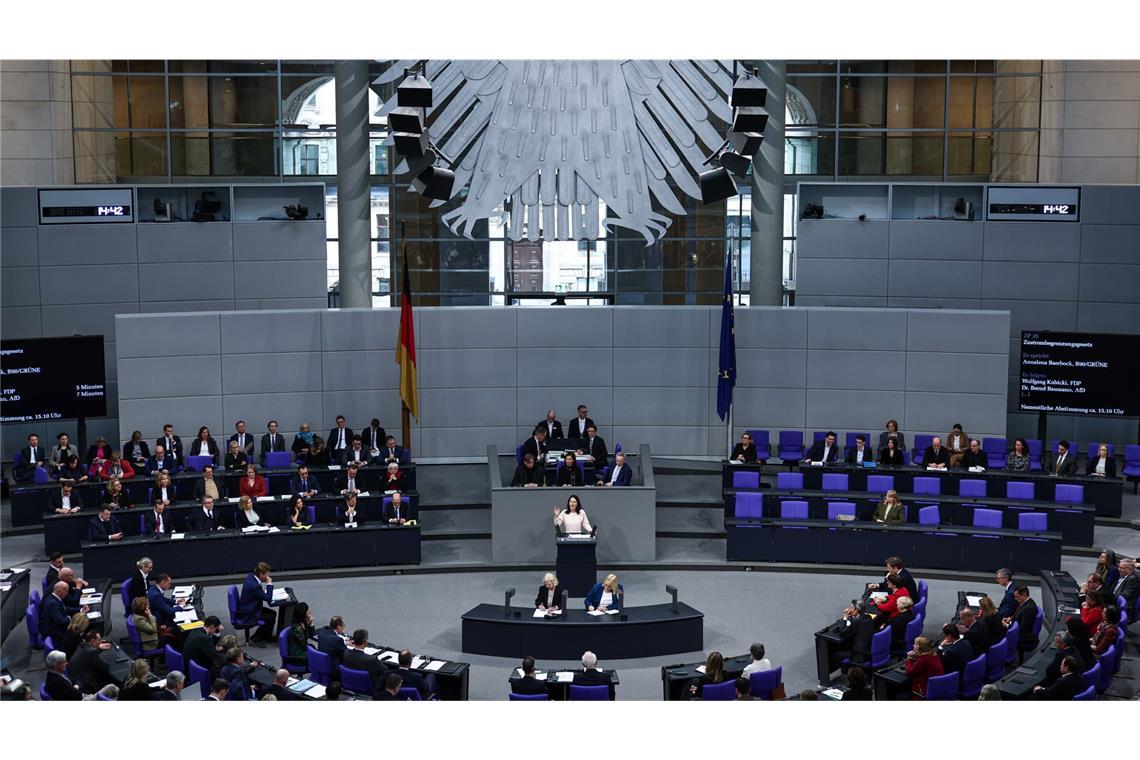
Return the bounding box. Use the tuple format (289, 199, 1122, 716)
(45, 670, 83, 700)
(512, 675, 549, 695)
(192, 477, 228, 501)
(155, 436, 183, 462)
(187, 437, 220, 462)
(511, 464, 545, 487)
(938, 638, 974, 674)
(361, 427, 387, 453)
(263, 683, 299, 701)
(583, 435, 608, 470)
(1086, 456, 1117, 477)
(189, 508, 221, 533)
(556, 465, 584, 487)
(127, 570, 150, 602)
(316, 627, 347, 667)
(337, 473, 365, 494)
(142, 509, 174, 536)
(1033, 671, 1085, 700)
(535, 584, 566, 609)
(290, 474, 320, 495)
(961, 450, 988, 468)
(567, 417, 595, 440)
(572, 668, 614, 700)
(605, 463, 633, 486)
(70, 643, 112, 693)
(1012, 598, 1039, 650)
(147, 586, 179, 627)
(1111, 573, 1139, 607)
(39, 593, 72, 642)
(345, 447, 370, 466)
(153, 688, 181, 701)
(845, 445, 874, 465)
(123, 439, 151, 464)
(395, 666, 431, 698)
(522, 436, 547, 463)
(805, 440, 840, 463)
(49, 490, 84, 512)
(182, 628, 217, 669)
(260, 433, 287, 459)
(15, 445, 46, 481)
(237, 573, 273, 618)
(883, 609, 916, 654)
(963, 620, 989, 656)
(119, 682, 154, 701)
(381, 445, 406, 465)
(144, 453, 177, 475)
(1046, 451, 1077, 476)
(229, 433, 255, 458)
(836, 615, 875, 665)
(923, 446, 951, 467)
(236, 509, 269, 530)
(342, 647, 389, 689)
(102, 487, 132, 510)
(87, 515, 122, 542)
(537, 419, 564, 440)
(880, 448, 905, 466)
(997, 584, 1018, 618)
(338, 506, 365, 525)
(327, 427, 354, 453)
(895, 568, 919, 602)
(383, 499, 415, 523)
(731, 443, 758, 463)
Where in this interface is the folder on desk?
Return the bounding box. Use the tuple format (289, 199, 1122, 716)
(965, 595, 984, 607)
(271, 588, 289, 602)
(555, 672, 574, 683)
(303, 683, 327, 699)
(173, 585, 195, 597)
(424, 660, 446, 672)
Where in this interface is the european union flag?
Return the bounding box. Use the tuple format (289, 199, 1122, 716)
(716, 253, 736, 421)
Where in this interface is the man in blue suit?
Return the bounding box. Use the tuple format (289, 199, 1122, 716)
(597, 452, 633, 486)
(290, 464, 320, 499)
(39, 581, 74, 643)
(144, 444, 178, 476)
(316, 616, 348, 668)
(14, 433, 46, 483)
(238, 562, 278, 645)
(146, 573, 186, 627)
(995, 568, 1017, 618)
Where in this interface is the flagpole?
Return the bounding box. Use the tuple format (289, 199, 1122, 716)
(725, 241, 734, 459)
(400, 221, 412, 448)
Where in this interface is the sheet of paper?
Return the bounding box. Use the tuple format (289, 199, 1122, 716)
(535, 672, 548, 681)
(810, 461, 823, 466)
(695, 665, 706, 674)
(357, 491, 370, 497)
(0, 585, 10, 592)
(271, 588, 289, 602)
(411, 656, 427, 669)
(532, 608, 548, 618)
(8, 567, 27, 573)
(228, 497, 241, 503)
(344, 522, 357, 528)
(327, 465, 341, 470)
(173, 585, 195, 596)
(174, 610, 197, 623)
(256, 496, 274, 502)
(379, 651, 399, 663)
(869, 592, 888, 602)
(171, 533, 185, 540)
(821, 688, 845, 700)
(362, 647, 380, 656)
(241, 526, 258, 534)
(86, 611, 101, 621)
(965, 595, 984, 607)
(605, 609, 619, 615)
(304, 683, 327, 699)
(587, 609, 605, 616)
(82, 594, 103, 605)
(555, 672, 575, 683)
(267, 527, 280, 533)
(149, 678, 168, 689)
(423, 660, 446, 672)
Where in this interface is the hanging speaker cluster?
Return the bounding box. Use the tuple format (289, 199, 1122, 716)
(390, 68, 455, 201)
(700, 69, 769, 205)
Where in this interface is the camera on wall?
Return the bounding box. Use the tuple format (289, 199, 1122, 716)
(285, 204, 309, 221)
(192, 192, 222, 222)
(801, 203, 824, 220)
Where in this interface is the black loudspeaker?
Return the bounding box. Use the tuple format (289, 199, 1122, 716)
(388, 106, 423, 134)
(720, 151, 752, 177)
(393, 131, 429, 158)
(413, 164, 455, 201)
(732, 107, 769, 134)
(729, 130, 763, 156)
(699, 166, 737, 204)
(397, 73, 432, 108)
(731, 76, 767, 108)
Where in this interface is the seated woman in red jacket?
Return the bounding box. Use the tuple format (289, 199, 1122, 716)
(1091, 606, 1120, 657)
(873, 574, 912, 620)
(905, 636, 944, 699)
(1080, 590, 1106, 638)
(239, 464, 268, 499)
(99, 450, 135, 481)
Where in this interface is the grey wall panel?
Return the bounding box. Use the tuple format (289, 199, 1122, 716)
(886, 297, 982, 310)
(612, 426, 706, 457)
(796, 221, 889, 258)
(1075, 301, 1140, 332)
(613, 306, 709, 347)
(1080, 224, 1140, 264)
(906, 352, 1009, 394)
(735, 349, 807, 389)
(222, 392, 327, 437)
(517, 307, 613, 347)
(516, 348, 612, 387)
(139, 263, 236, 302)
(2, 267, 40, 306)
(613, 387, 708, 427)
(806, 349, 906, 390)
(138, 300, 236, 314)
(905, 310, 1010, 354)
(806, 390, 906, 431)
(421, 427, 520, 458)
(980, 299, 1078, 335)
(136, 223, 234, 263)
(232, 221, 325, 260)
(1, 226, 37, 266)
(888, 221, 984, 260)
(725, 388, 806, 430)
(243, 297, 328, 311)
(904, 392, 1007, 437)
(41, 302, 137, 341)
(233, 260, 326, 299)
(794, 295, 888, 307)
(118, 396, 224, 445)
(1081, 185, 1140, 224)
(807, 308, 907, 350)
(220, 310, 322, 355)
(732, 308, 808, 349)
(320, 309, 402, 352)
(1, 306, 41, 338)
(320, 350, 400, 391)
(116, 313, 220, 358)
(37, 224, 137, 266)
(39, 264, 139, 305)
(102, 342, 118, 382)
(981, 262, 1079, 302)
(416, 307, 516, 349)
(982, 222, 1081, 262)
(888, 260, 982, 299)
(614, 347, 708, 387)
(1078, 263, 1140, 303)
(0, 187, 37, 226)
(118, 355, 222, 400)
(318, 390, 403, 436)
(222, 351, 323, 394)
(515, 388, 612, 433)
(418, 388, 518, 429)
(418, 347, 517, 389)
(795, 259, 888, 298)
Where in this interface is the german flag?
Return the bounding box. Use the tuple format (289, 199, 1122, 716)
(396, 249, 419, 420)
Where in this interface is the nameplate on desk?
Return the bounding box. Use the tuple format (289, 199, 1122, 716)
(344, 522, 357, 528)
(357, 491, 370, 497)
(173, 586, 195, 596)
(809, 461, 823, 467)
(171, 533, 185, 540)
(515, 668, 548, 680)
(256, 496, 275, 502)
(968, 466, 987, 473)
(554, 672, 575, 683)
(81, 594, 103, 604)
(926, 466, 946, 471)
(87, 611, 101, 621)
(327, 465, 341, 470)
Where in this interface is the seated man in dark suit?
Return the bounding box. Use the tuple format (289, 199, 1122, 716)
(338, 462, 364, 496)
(182, 616, 223, 671)
(69, 630, 114, 694)
(189, 496, 223, 532)
(87, 505, 124, 542)
(566, 405, 595, 441)
(384, 492, 415, 525)
(579, 426, 608, 472)
(147, 574, 187, 627)
(923, 436, 951, 469)
(346, 435, 370, 467)
(156, 425, 184, 466)
(538, 410, 563, 441)
(192, 465, 227, 502)
(598, 451, 633, 486)
(960, 438, 989, 469)
(956, 607, 989, 656)
(522, 427, 548, 464)
(13, 433, 46, 483)
(361, 418, 387, 460)
(512, 655, 549, 695)
(220, 646, 258, 700)
(144, 444, 177, 476)
(935, 624, 974, 675)
(1046, 440, 1077, 477)
(44, 650, 82, 700)
(394, 649, 436, 698)
(342, 628, 389, 690)
(328, 415, 354, 465)
(1038, 631, 1086, 687)
(49, 482, 84, 515)
(511, 453, 546, 487)
(382, 435, 407, 465)
(238, 562, 279, 645)
(39, 581, 75, 643)
(142, 500, 175, 536)
(263, 668, 300, 701)
(290, 464, 320, 499)
(316, 616, 348, 668)
(1004, 586, 1039, 658)
(339, 493, 365, 524)
(374, 671, 403, 700)
(260, 420, 287, 465)
(1032, 655, 1085, 700)
(804, 432, 840, 464)
(153, 670, 185, 701)
(572, 650, 615, 700)
(844, 435, 874, 465)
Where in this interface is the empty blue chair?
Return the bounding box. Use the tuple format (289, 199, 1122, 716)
(189, 661, 209, 695)
(913, 598, 927, 619)
(509, 692, 550, 700)
(903, 615, 924, 654)
(701, 680, 737, 700)
(912, 434, 934, 464)
(1098, 645, 1115, 692)
(25, 603, 43, 650)
(972, 508, 1002, 529)
(1017, 512, 1047, 532)
(278, 628, 307, 675)
(777, 431, 804, 463)
(918, 505, 940, 525)
(748, 666, 782, 699)
(960, 653, 986, 699)
(842, 628, 891, 669)
(307, 646, 333, 685)
(43, 635, 56, 655)
(338, 666, 374, 694)
(985, 640, 1007, 682)
(1072, 684, 1096, 701)
(1026, 439, 1044, 470)
(1123, 445, 1140, 493)
(1003, 622, 1020, 665)
(959, 479, 986, 498)
(982, 437, 1008, 469)
(34, 467, 50, 484)
(515, 444, 526, 466)
(30, 589, 40, 608)
(916, 580, 928, 604)
(1081, 661, 1100, 691)
(568, 684, 609, 701)
(39, 683, 52, 701)
(165, 644, 184, 675)
(396, 686, 423, 701)
(264, 451, 291, 469)
(779, 500, 808, 519)
(826, 502, 856, 520)
(120, 578, 134, 618)
(1005, 481, 1034, 500)
(866, 475, 894, 494)
(746, 430, 771, 461)
(924, 672, 958, 700)
(821, 473, 849, 491)
(776, 472, 803, 490)
(1054, 484, 1083, 504)
(734, 493, 763, 519)
(185, 455, 213, 471)
(913, 477, 940, 496)
(732, 471, 760, 490)
(1032, 604, 1044, 639)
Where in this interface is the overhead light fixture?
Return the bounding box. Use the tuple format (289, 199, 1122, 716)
(732, 106, 769, 134)
(719, 150, 752, 177)
(699, 165, 737, 205)
(389, 106, 424, 134)
(397, 72, 433, 108)
(728, 130, 763, 157)
(412, 151, 455, 201)
(393, 131, 430, 157)
(731, 74, 767, 108)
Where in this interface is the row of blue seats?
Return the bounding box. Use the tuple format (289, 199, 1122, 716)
(747, 498, 1051, 533)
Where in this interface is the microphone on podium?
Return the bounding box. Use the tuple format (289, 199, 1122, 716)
(666, 584, 679, 614)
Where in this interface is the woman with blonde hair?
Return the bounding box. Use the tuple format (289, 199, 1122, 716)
(61, 611, 90, 658)
(535, 572, 564, 611)
(873, 489, 905, 524)
(905, 636, 944, 699)
(152, 469, 176, 507)
(977, 595, 1005, 647)
(584, 573, 622, 612)
(131, 596, 160, 651)
(236, 495, 271, 529)
(118, 659, 154, 701)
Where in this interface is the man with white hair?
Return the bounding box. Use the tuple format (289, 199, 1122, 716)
(44, 650, 82, 700)
(1113, 558, 1138, 610)
(39, 581, 76, 642)
(154, 670, 185, 701)
(56, 567, 87, 611)
(572, 650, 614, 699)
(261, 668, 299, 701)
(128, 557, 153, 601)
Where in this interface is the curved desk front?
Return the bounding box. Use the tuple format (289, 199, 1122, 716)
(461, 602, 703, 660)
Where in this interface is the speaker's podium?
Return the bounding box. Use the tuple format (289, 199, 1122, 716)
(555, 531, 598, 597)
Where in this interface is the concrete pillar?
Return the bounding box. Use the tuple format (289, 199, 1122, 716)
(749, 60, 786, 306)
(334, 60, 372, 308)
(0, 60, 76, 185)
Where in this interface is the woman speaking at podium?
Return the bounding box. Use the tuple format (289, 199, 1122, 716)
(553, 494, 592, 535)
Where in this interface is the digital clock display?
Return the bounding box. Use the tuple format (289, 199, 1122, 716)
(989, 202, 1077, 216)
(38, 188, 135, 224)
(986, 187, 1080, 222)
